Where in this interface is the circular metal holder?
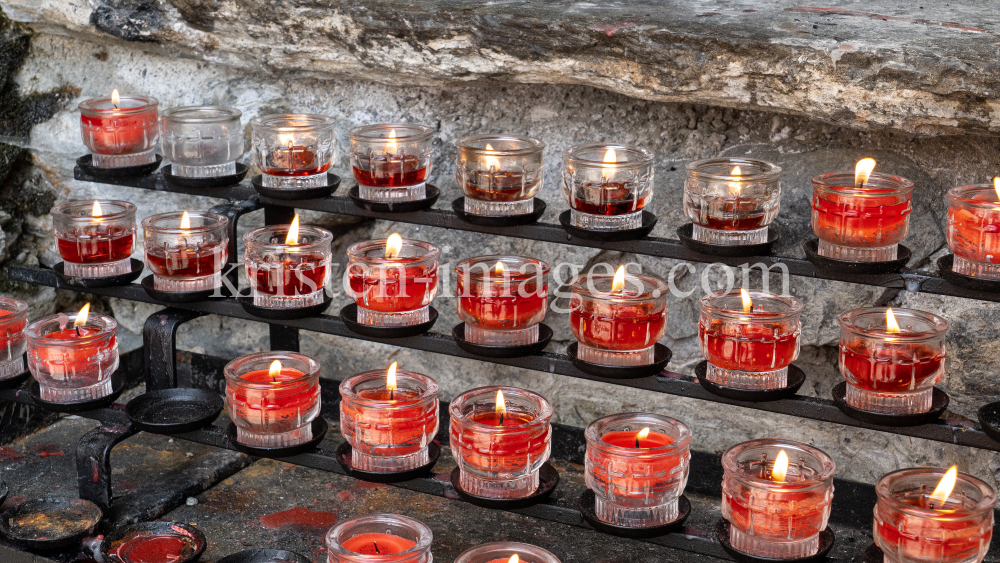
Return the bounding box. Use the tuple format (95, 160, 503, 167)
(695, 361, 806, 402)
(676, 223, 779, 257)
(831, 381, 949, 427)
(348, 184, 440, 213)
(218, 549, 311, 563)
(102, 521, 206, 563)
(804, 239, 911, 275)
(237, 288, 332, 320)
(28, 370, 126, 413)
(77, 154, 162, 178)
(937, 254, 1000, 293)
(251, 173, 341, 201)
(451, 197, 547, 226)
(226, 418, 327, 458)
(141, 274, 217, 303)
(162, 163, 249, 189)
(126, 388, 224, 434)
(0, 497, 102, 551)
(977, 401, 1000, 443)
(54, 258, 144, 289)
(452, 323, 553, 358)
(340, 303, 438, 338)
(0, 366, 30, 390)
(449, 462, 559, 510)
(567, 342, 672, 379)
(558, 210, 657, 242)
(578, 489, 690, 539)
(715, 519, 835, 563)
(335, 441, 441, 484)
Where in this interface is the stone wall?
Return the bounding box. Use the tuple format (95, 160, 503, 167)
(3, 1, 1000, 487)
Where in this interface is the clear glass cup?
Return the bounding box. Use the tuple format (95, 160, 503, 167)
(456, 135, 545, 216)
(684, 158, 782, 245)
(455, 256, 549, 346)
(345, 238, 440, 327)
(142, 211, 229, 293)
(349, 124, 435, 202)
(160, 105, 244, 178)
(26, 310, 119, 403)
(0, 298, 29, 380)
(561, 144, 654, 231)
(326, 514, 433, 563)
(453, 542, 561, 563)
(79, 94, 159, 168)
(947, 185, 1000, 280)
(251, 114, 336, 189)
(244, 224, 333, 309)
(51, 200, 137, 278)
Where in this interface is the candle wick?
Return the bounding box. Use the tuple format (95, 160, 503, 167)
(390, 389, 394, 401)
(499, 412, 504, 426)
(373, 541, 380, 554)
(75, 326, 82, 337)
(635, 437, 640, 449)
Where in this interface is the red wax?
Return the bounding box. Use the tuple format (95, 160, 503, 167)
(948, 204, 1000, 264)
(457, 275, 547, 331)
(876, 493, 991, 563)
(601, 430, 674, 449)
(812, 191, 910, 247)
(698, 198, 767, 230)
(572, 182, 646, 215)
(342, 387, 437, 457)
(570, 302, 666, 351)
(252, 253, 326, 296)
(111, 534, 192, 563)
(348, 257, 438, 313)
(353, 154, 427, 187)
(146, 243, 225, 278)
(591, 430, 682, 499)
(81, 111, 157, 156)
(699, 318, 798, 372)
(839, 340, 945, 392)
(451, 411, 550, 474)
(341, 532, 416, 555)
(56, 226, 133, 264)
(725, 483, 829, 540)
(465, 172, 538, 201)
(0, 314, 26, 353)
(35, 326, 114, 370)
(264, 147, 330, 176)
(226, 367, 319, 423)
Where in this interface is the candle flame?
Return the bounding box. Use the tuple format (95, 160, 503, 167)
(886, 307, 900, 333)
(772, 450, 789, 482)
(994, 177, 1000, 202)
(731, 166, 741, 177)
(929, 465, 958, 507)
(728, 165, 743, 195)
(495, 260, 505, 275)
(508, 556, 519, 563)
(180, 211, 191, 230)
(483, 143, 502, 171)
(495, 389, 506, 417)
(741, 288, 753, 313)
(385, 233, 403, 259)
(612, 265, 626, 294)
(73, 303, 90, 327)
(269, 360, 282, 379)
(602, 148, 617, 177)
(386, 362, 397, 391)
(636, 427, 650, 441)
(111, 89, 120, 107)
(92, 201, 103, 217)
(386, 129, 397, 154)
(285, 215, 300, 245)
(855, 158, 876, 187)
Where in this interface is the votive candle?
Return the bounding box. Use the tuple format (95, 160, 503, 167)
(326, 514, 432, 563)
(455, 255, 549, 346)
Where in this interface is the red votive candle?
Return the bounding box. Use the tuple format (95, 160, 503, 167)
(250, 114, 336, 190)
(346, 234, 439, 327)
(26, 303, 119, 403)
(875, 466, 996, 563)
(79, 90, 159, 168)
(684, 158, 782, 246)
(244, 217, 333, 309)
(455, 255, 549, 347)
(224, 351, 321, 448)
(142, 210, 229, 293)
(0, 298, 28, 381)
(456, 135, 545, 216)
(947, 180, 1000, 280)
(562, 144, 654, 231)
(838, 307, 947, 415)
(326, 514, 432, 563)
(698, 289, 803, 390)
(812, 159, 914, 262)
(454, 542, 562, 563)
(585, 413, 691, 528)
(350, 124, 434, 203)
(339, 363, 439, 473)
(52, 200, 137, 279)
(722, 438, 836, 559)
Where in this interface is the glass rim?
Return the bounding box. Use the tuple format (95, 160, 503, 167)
(947, 184, 1000, 208)
(563, 143, 653, 168)
(325, 513, 433, 560)
(838, 307, 948, 341)
(876, 467, 997, 517)
(585, 412, 692, 455)
(812, 171, 914, 196)
(0, 297, 28, 316)
(346, 239, 440, 264)
(339, 369, 439, 405)
(223, 350, 320, 389)
(685, 157, 781, 181)
(78, 95, 159, 116)
(348, 123, 434, 142)
(455, 256, 550, 279)
(250, 113, 335, 133)
(448, 385, 553, 432)
(25, 313, 117, 343)
(699, 290, 804, 320)
(160, 105, 242, 123)
(570, 271, 669, 300)
(722, 438, 836, 487)
(457, 134, 545, 155)
(242, 224, 333, 251)
(51, 200, 137, 223)
(141, 211, 229, 235)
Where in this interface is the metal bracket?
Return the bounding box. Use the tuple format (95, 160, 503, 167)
(264, 205, 301, 352)
(76, 409, 136, 515)
(209, 197, 262, 297)
(143, 308, 204, 391)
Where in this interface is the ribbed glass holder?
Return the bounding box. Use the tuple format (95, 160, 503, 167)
(578, 343, 655, 366)
(818, 240, 897, 262)
(357, 305, 429, 327)
(465, 325, 539, 346)
(595, 496, 679, 528)
(845, 383, 933, 414)
(237, 424, 312, 448)
(92, 148, 156, 168)
(153, 271, 222, 293)
(0, 355, 24, 380)
(358, 183, 427, 202)
(63, 257, 132, 278)
(692, 224, 768, 245)
(459, 467, 539, 499)
(730, 526, 819, 559)
(464, 198, 534, 216)
(261, 171, 327, 189)
(571, 209, 642, 231)
(40, 374, 115, 403)
(253, 288, 325, 309)
(173, 161, 237, 178)
(706, 364, 787, 390)
(953, 255, 1000, 280)
(352, 445, 430, 473)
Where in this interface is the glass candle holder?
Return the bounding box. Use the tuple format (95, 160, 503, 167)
(349, 124, 434, 202)
(224, 351, 321, 448)
(326, 514, 433, 563)
(722, 438, 836, 559)
(454, 542, 561, 563)
(569, 269, 669, 366)
(346, 237, 440, 327)
(698, 290, 803, 390)
(585, 413, 692, 528)
(684, 158, 782, 245)
(455, 256, 549, 346)
(449, 386, 553, 499)
(251, 114, 336, 189)
(79, 93, 159, 168)
(339, 366, 439, 473)
(51, 200, 137, 278)
(947, 184, 1000, 280)
(456, 135, 545, 216)
(0, 298, 28, 380)
(160, 106, 244, 178)
(875, 467, 996, 563)
(142, 211, 229, 293)
(838, 307, 948, 415)
(561, 144, 654, 231)
(26, 309, 119, 403)
(244, 223, 333, 309)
